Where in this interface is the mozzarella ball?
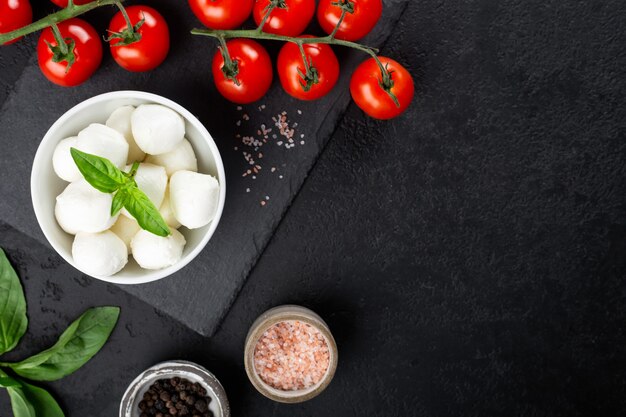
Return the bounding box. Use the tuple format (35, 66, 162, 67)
(55, 180, 119, 235)
(72, 231, 128, 277)
(52, 136, 82, 182)
(121, 163, 168, 219)
(159, 188, 181, 229)
(144, 139, 198, 176)
(105, 105, 146, 164)
(131, 104, 185, 155)
(170, 171, 220, 229)
(131, 229, 186, 270)
(75, 123, 129, 169)
(110, 215, 141, 254)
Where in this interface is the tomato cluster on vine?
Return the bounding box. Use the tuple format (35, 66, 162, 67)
(190, 0, 414, 119)
(0, 0, 170, 86)
(0, 0, 413, 119)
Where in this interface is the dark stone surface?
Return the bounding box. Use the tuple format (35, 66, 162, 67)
(1, 0, 626, 416)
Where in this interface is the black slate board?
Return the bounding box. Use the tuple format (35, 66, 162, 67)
(0, 0, 407, 336)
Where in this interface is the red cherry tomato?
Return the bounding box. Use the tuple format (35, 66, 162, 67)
(50, 0, 93, 7)
(108, 5, 169, 72)
(188, 0, 254, 30)
(212, 39, 273, 104)
(277, 37, 339, 100)
(253, 0, 315, 36)
(350, 57, 414, 119)
(317, 0, 382, 41)
(37, 18, 102, 87)
(0, 0, 32, 45)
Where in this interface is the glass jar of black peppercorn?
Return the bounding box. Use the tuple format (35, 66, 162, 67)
(120, 361, 230, 417)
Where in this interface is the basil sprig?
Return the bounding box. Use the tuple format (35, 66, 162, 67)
(0, 248, 120, 417)
(70, 148, 171, 237)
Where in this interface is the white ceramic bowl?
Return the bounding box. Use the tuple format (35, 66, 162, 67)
(31, 91, 226, 285)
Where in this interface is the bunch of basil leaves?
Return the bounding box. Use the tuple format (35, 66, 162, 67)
(0, 248, 120, 417)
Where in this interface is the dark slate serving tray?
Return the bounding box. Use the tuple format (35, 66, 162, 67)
(0, 0, 407, 336)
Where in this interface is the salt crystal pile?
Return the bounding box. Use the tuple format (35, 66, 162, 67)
(253, 320, 330, 391)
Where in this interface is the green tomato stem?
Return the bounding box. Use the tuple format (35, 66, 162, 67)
(217, 35, 240, 85)
(329, 8, 348, 39)
(0, 0, 123, 45)
(191, 28, 379, 55)
(256, 0, 284, 33)
(50, 23, 68, 55)
(115, 0, 133, 33)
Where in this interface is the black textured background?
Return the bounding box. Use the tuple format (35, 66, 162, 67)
(1, 0, 626, 416)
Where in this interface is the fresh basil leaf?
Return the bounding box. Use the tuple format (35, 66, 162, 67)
(111, 189, 128, 216)
(0, 371, 64, 417)
(6, 386, 35, 417)
(0, 248, 28, 355)
(8, 306, 120, 381)
(0, 377, 21, 387)
(70, 148, 127, 193)
(124, 186, 171, 237)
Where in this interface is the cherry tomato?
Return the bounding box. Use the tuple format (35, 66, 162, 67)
(0, 0, 32, 45)
(189, 0, 254, 30)
(253, 0, 315, 36)
(108, 5, 169, 72)
(350, 57, 414, 119)
(50, 0, 93, 7)
(37, 18, 102, 87)
(317, 0, 382, 41)
(212, 39, 273, 104)
(277, 37, 339, 100)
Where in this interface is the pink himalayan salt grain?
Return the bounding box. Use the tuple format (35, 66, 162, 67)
(254, 320, 330, 391)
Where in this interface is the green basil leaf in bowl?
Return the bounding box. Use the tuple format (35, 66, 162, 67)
(0, 248, 28, 355)
(70, 148, 127, 193)
(125, 186, 171, 237)
(8, 306, 120, 381)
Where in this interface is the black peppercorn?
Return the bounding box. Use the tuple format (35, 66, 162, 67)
(194, 400, 207, 413)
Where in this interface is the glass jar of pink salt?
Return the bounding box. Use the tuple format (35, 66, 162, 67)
(244, 305, 338, 403)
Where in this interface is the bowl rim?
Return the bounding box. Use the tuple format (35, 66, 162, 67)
(30, 90, 226, 285)
(243, 305, 338, 403)
(119, 360, 230, 417)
